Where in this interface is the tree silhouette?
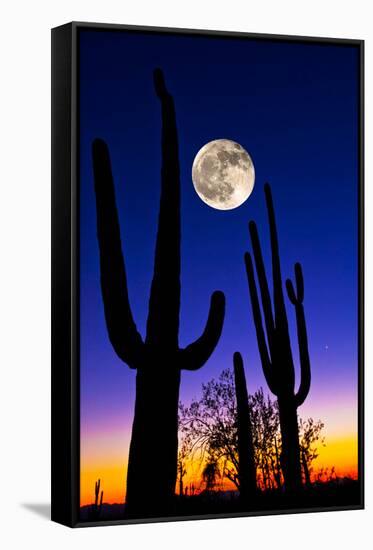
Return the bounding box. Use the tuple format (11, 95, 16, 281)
(249, 389, 282, 490)
(92, 69, 225, 517)
(244, 183, 311, 492)
(177, 436, 190, 496)
(299, 418, 325, 486)
(202, 460, 220, 493)
(179, 370, 239, 491)
(179, 368, 256, 497)
(179, 369, 323, 495)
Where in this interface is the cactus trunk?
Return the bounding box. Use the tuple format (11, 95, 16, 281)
(233, 352, 257, 501)
(92, 69, 225, 518)
(277, 395, 302, 493)
(126, 368, 181, 515)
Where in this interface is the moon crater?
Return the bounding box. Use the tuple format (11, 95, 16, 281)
(192, 139, 255, 210)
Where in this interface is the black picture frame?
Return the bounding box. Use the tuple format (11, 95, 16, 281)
(51, 21, 364, 528)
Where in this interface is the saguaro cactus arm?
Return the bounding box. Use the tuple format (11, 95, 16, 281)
(95, 479, 103, 506)
(248, 221, 275, 348)
(178, 291, 225, 371)
(233, 351, 249, 405)
(153, 68, 179, 185)
(248, 183, 295, 392)
(286, 263, 311, 407)
(244, 252, 277, 394)
(146, 69, 181, 348)
(264, 183, 288, 327)
(94, 479, 100, 505)
(92, 139, 144, 369)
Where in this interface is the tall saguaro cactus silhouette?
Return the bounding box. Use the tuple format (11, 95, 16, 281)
(92, 69, 225, 516)
(233, 352, 257, 501)
(244, 183, 311, 492)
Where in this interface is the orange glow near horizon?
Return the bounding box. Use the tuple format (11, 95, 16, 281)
(80, 431, 358, 506)
(311, 434, 358, 479)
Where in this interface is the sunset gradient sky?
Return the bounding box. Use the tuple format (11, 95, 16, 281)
(79, 29, 360, 506)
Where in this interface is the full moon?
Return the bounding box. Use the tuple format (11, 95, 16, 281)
(192, 139, 255, 210)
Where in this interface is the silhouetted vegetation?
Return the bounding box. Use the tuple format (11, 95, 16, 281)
(92, 69, 225, 517)
(86, 66, 360, 523)
(179, 368, 323, 496)
(202, 460, 221, 492)
(80, 474, 359, 522)
(177, 437, 189, 497)
(81, 366, 360, 521)
(179, 369, 237, 492)
(250, 388, 282, 490)
(299, 418, 325, 487)
(80, 367, 358, 522)
(245, 183, 311, 492)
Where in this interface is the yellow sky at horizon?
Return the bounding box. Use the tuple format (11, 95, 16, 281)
(80, 432, 358, 506)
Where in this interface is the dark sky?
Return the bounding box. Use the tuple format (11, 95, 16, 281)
(79, 28, 359, 450)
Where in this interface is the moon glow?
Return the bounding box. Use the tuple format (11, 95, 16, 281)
(192, 139, 255, 210)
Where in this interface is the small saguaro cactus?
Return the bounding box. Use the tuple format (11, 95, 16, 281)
(89, 479, 103, 520)
(92, 69, 225, 517)
(233, 352, 257, 501)
(244, 183, 311, 492)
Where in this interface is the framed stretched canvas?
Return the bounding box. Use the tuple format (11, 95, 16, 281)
(51, 22, 364, 527)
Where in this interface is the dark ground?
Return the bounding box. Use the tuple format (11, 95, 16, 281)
(79, 477, 361, 523)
